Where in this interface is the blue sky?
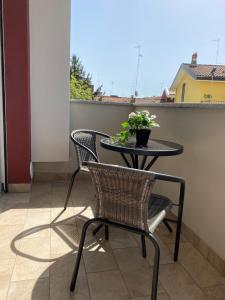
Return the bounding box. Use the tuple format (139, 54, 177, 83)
(71, 0, 225, 97)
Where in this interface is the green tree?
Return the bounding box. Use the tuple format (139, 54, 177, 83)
(70, 55, 104, 100)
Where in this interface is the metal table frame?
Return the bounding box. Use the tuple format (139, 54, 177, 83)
(101, 138, 183, 170)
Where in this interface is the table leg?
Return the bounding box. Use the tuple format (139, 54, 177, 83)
(120, 153, 131, 168)
(145, 156, 158, 170)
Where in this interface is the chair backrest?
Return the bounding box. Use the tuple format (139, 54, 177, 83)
(84, 162, 156, 231)
(71, 130, 110, 168)
(71, 130, 98, 168)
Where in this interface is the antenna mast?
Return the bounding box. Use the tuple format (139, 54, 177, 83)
(110, 81, 114, 95)
(134, 45, 143, 96)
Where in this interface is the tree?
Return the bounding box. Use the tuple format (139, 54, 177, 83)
(70, 55, 104, 100)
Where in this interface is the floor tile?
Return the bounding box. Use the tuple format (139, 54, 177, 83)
(0, 259, 15, 300)
(87, 270, 129, 300)
(135, 235, 174, 266)
(11, 257, 51, 281)
(11, 237, 51, 281)
(50, 224, 78, 257)
(169, 242, 225, 287)
(0, 208, 27, 226)
(203, 285, 225, 300)
(7, 278, 49, 300)
(159, 263, 206, 299)
(50, 259, 90, 300)
(0, 258, 15, 279)
(109, 227, 138, 249)
(83, 242, 118, 273)
(0, 180, 224, 300)
(50, 207, 76, 224)
(0, 225, 24, 259)
(0, 280, 10, 300)
(16, 237, 50, 260)
(113, 247, 164, 297)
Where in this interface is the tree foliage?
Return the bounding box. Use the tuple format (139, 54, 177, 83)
(70, 55, 104, 100)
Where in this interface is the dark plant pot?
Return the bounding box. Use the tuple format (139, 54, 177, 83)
(136, 129, 151, 147)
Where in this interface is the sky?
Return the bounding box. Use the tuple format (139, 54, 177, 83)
(71, 0, 225, 97)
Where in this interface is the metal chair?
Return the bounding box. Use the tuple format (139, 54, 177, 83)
(64, 129, 110, 210)
(70, 162, 185, 300)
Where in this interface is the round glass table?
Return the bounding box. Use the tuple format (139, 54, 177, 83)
(100, 138, 183, 170)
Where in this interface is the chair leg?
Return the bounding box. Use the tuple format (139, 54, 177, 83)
(93, 224, 109, 240)
(147, 233, 160, 300)
(163, 219, 173, 232)
(70, 219, 94, 291)
(174, 182, 185, 261)
(174, 210, 183, 261)
(93, 224, 103, 236)
(141, 235, 146, 258)
(64, 168, 79, 210)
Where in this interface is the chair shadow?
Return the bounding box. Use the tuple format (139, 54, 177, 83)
(10, 206, 109, 299)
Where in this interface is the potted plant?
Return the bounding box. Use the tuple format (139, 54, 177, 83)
(114, 111, 160, 147)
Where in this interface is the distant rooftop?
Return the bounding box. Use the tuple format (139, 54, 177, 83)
(183, 63, 225, 81)
(97, 95, 162, 104)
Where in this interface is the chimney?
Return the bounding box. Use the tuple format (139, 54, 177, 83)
(191, 52, 197, 65)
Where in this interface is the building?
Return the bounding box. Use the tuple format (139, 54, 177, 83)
(161, 88, 175, 103)
(98, 95, 162, 104)
(170, 53, 225, 103)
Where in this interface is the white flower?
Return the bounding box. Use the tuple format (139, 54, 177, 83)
(128, 112, 136, 119)
(142, 110, 150, 116)
(150, 114, 156, 119)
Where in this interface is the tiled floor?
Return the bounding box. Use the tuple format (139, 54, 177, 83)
(0, 175, 225, 300)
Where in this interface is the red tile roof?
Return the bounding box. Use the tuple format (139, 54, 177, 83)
(183, 64, 225, 81)
(97, 96, 162, 104)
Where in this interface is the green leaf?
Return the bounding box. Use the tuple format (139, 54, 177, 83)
(121, 121, 129, 129)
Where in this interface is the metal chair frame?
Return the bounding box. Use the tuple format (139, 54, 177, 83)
(64, 129, 110, 210)
(70, 162, 185, 300)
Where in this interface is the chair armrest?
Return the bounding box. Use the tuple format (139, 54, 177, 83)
(95, 131, 110, 138)
(152, 172, 185, 207)
(154, 172, 185, 184)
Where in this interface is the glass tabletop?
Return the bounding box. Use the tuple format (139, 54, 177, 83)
(100, 137, 183, 156)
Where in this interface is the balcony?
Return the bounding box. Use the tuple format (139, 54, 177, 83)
(1, 1, 225, 298)
(1, 100, 225, 299)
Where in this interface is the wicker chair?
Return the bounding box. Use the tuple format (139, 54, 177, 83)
(64, 129, 110, 210)
(70, 162, 185, 300)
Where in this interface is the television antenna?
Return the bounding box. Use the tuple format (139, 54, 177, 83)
(134, 45, 143, 97)
(110, 81, 114, 95)
(212, 38, 220, 64)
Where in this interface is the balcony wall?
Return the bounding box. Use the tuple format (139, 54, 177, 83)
(34, 100, 225, 264)
(134, 103, 225, 262)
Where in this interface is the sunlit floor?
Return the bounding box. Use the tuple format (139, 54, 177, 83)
(0, 175, 225, 300)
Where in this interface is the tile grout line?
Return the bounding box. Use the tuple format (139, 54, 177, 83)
(49, 181, 53, 300)
(178, 259, 223, 297)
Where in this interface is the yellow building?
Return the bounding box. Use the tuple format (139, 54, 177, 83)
(170, 54, 225, 103)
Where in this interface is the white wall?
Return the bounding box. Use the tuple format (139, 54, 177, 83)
(29, 0, 70, 162)
(135, 105, 225, 260)
(34, 101, 133, 173)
